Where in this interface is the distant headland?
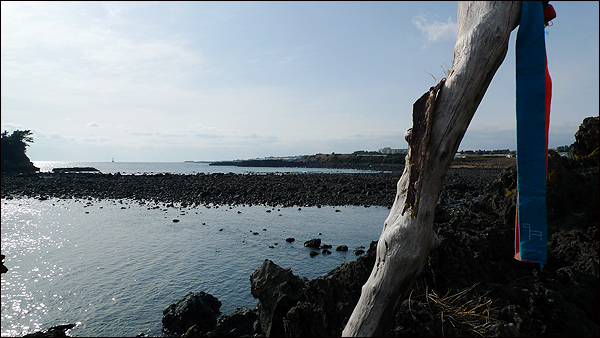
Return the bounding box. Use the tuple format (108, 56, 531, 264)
(1, 130, 39, 174)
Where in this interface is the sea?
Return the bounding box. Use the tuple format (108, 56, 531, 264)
(2, 162, 392, 337)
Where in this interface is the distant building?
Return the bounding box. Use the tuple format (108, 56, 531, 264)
(378, 147, 408, 155)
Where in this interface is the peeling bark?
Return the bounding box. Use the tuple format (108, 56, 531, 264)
(342, 2, 522, 336)
(403, 79, 445, 218)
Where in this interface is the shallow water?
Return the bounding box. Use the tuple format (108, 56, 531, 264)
(1, 197, 388, 337)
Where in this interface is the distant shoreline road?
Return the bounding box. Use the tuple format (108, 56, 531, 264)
(1, 166, 505, 208)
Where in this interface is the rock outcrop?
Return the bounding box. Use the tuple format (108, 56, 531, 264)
(568, 116, 599, 166)
(249, 259, 306, 336)
(162, 291, 222, 335)
(248, 242, 377, 337)
(284, 241, 378, 337)
(303, 238, 321, 248)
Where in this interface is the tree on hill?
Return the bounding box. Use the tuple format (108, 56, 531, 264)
(1, 129, 39, 173)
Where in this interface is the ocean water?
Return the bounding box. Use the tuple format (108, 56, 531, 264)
(1, 162, 391, 337)
(32, 161, 381, 175)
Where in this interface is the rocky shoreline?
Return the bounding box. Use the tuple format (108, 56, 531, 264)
(1, 167, 504, 209)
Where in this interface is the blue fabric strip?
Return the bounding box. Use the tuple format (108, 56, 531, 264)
(515, 1, 548, 265)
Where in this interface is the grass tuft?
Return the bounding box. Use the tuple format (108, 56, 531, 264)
(410, 281, 500, 336)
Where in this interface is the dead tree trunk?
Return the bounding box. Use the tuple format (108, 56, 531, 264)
(342, 2, 522, 336)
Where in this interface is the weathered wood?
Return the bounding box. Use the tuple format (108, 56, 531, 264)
(342, 2, 522, 336)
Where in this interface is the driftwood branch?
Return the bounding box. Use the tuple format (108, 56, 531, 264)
(342, 2, 522, 336)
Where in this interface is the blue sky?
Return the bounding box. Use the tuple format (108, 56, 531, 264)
(1, 1, 598, 162)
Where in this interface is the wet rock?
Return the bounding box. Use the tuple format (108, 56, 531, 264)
(162, 291, 222, 335)
(23, 324, 77, 337)
(304, 238, 321, 248)
(309, 251, 319, 257)
(353, 249, 365, 255)
(285, 237, 295, 243)
(250, 259, 306, 337)
(336, 245, 348, 251)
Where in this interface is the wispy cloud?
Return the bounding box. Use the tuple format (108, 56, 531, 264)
(195, 133, 225, 139)
(1, 1, 207, 100)
(412, 14, 457, 43)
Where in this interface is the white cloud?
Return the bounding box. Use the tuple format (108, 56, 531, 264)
(412, 14, 457, 43)
(87, 122, 101, 127)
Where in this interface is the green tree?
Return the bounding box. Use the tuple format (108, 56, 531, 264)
(2, 129, 34, 147)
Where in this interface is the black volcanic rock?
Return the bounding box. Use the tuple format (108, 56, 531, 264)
(303, 238, 321, 248)
(568, 116, 599, 166)
(252, 241, 378, 337)
(162, 291, 222, 335)
(213, 307, 258, 337)
(250, 259, 306, 337)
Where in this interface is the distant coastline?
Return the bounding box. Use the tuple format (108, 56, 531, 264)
(207, 152, 516, 171)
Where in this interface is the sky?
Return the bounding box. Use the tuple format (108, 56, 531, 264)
(1, 1, 598, 162)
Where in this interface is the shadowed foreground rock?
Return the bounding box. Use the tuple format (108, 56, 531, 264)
(162, 291, 222, 335)
(213, 307, 258, 337)
(250, 259, 307, 337)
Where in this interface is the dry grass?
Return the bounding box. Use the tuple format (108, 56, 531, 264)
(426, 62, 453, 83)
(409, 282, 500, 336)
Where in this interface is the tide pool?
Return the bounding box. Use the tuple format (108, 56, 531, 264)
(1, 197, 387, 337)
